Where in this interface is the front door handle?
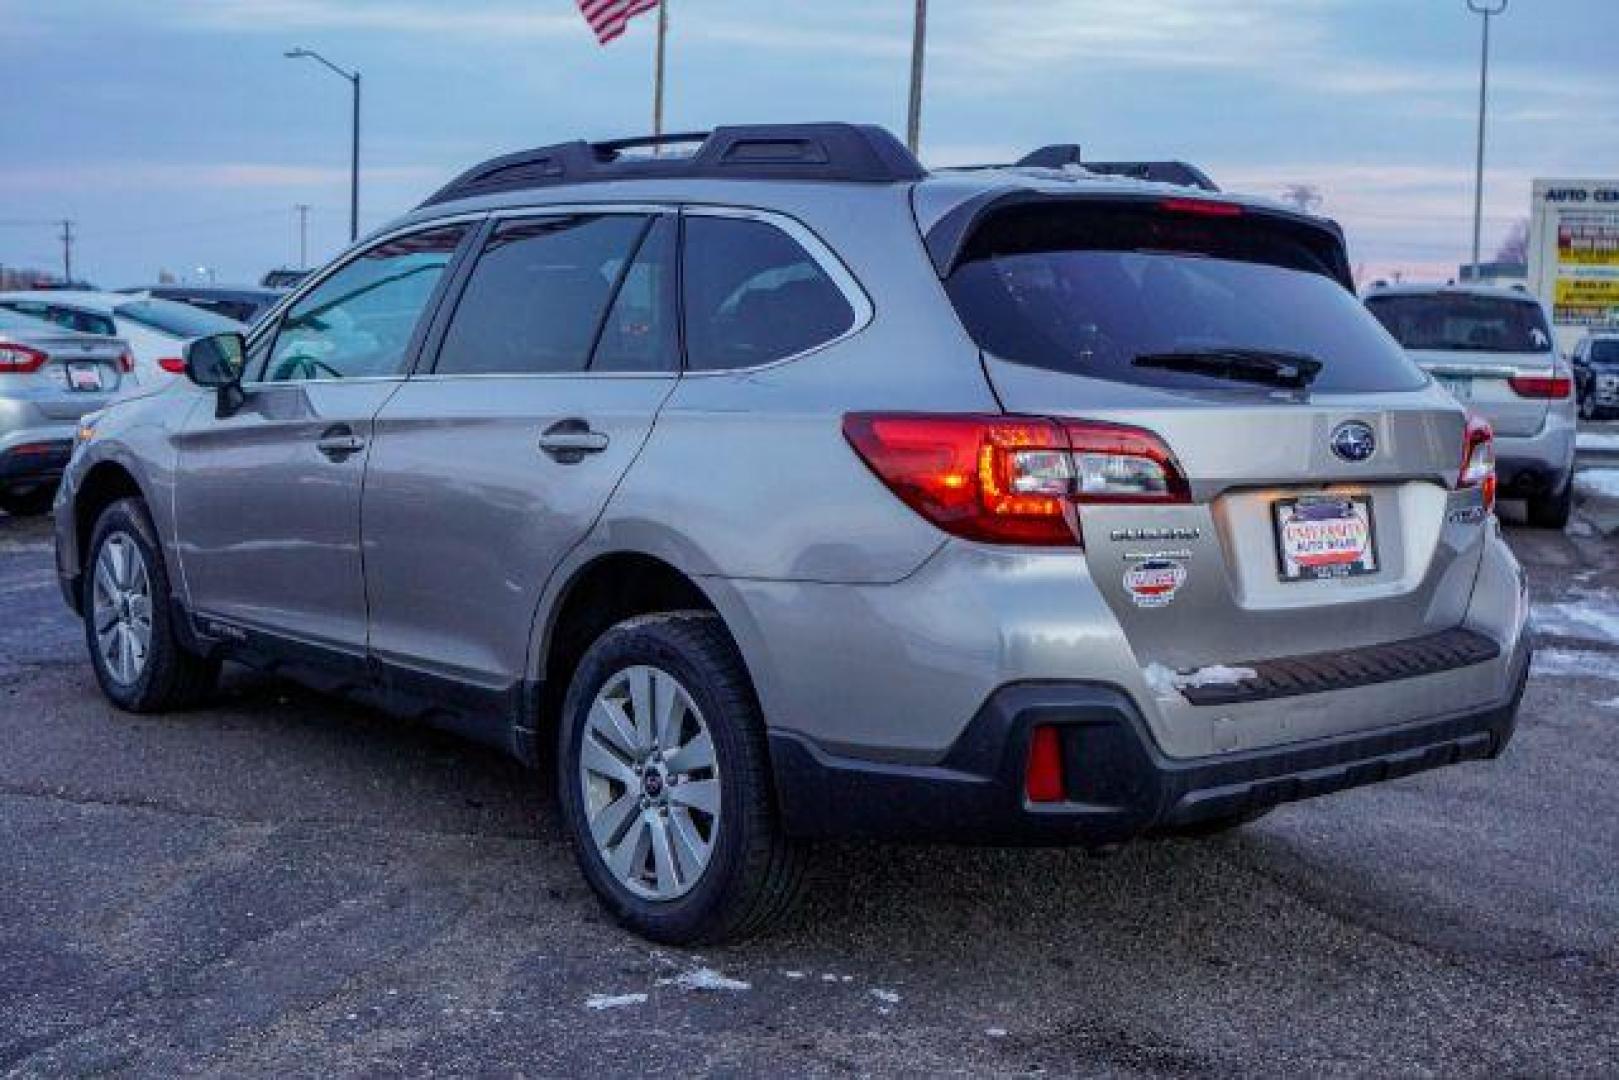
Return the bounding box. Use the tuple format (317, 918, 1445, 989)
(539, 418, 609, 463)
(315, 424, 366, 461)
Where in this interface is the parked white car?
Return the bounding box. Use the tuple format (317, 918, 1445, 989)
(0, 291, 243, 388)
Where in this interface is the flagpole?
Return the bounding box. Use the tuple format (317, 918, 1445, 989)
(906, 0, 927, 154)
(653, 0, 669, 140)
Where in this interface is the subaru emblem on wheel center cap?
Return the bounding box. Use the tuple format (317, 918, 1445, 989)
(1330, 421, 1376, 462)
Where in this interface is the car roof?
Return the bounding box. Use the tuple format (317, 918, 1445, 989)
(0, 289, 127, 312)
(1363, 282, 1540, 303)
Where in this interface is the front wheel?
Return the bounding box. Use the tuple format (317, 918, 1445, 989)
(557, 612, 806, 944)
(84, 498, 219, 712)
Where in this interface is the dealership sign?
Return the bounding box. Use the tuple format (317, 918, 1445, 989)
(1530, 178, 1619, 342)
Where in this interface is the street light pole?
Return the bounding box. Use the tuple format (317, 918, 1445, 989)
(286, 49, 362, 242)
(1466, 0, 1507, 273)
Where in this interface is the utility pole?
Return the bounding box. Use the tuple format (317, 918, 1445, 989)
(58, 219, 75, 283)
(295, 204, 311, 268)
(906, 0, 928, 155)
(1466, 0, 1508, 272)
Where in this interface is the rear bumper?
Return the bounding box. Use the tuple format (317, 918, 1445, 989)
(0, 437, 73, 488)
(770, 637, 1530, 844)
(1495, 406, 1575, 496)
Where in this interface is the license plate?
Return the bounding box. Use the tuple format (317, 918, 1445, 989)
(1273, 495, 1378, 582)
(66, 362, 104, 392)
(1434, 374, 1472, 402)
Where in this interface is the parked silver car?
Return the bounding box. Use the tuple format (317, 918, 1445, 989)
(53, 125, 1531, 942)
(1364, 283, 1577, 527)
(0, 308, 131, 516)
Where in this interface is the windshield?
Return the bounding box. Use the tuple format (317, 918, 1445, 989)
(1589, 340, 1619, 365)
(113, 298, 240, 338)
(1365, 293, 1552, 354)
(944, 202, 1426, 394)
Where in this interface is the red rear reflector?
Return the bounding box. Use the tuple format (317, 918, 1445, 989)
(0, 343, 48, 373)
(1025, 726, 1066, 804)
(1507, 374, 1572, 399)
(158, 357, 186, 374)
(117, 349, 135, 373)
(1159, 197, 1244, 218)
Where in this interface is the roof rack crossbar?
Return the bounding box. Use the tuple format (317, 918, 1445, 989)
(420, 123, 926, 207)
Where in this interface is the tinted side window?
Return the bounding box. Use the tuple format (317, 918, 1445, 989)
(682, 216, 855, 371)
(591, 216, 678, 373)
(435, 214, 649, 376)
(262, 223, 467, 382)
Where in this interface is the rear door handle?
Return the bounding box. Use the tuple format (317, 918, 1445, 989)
(539, 418, 609, 463)
(315, 425, 366, 461)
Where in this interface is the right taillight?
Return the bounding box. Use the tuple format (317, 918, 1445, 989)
(1458, 414, 1496, 512)
(1508, 374, 1572, 399)
(0, 343, 48, 373)
(158, 357, 186, 374)
(842, 413, 1189, 547)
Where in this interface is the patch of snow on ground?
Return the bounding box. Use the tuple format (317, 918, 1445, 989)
(658, 968, 751, 992)
(1575, 469, 1619, 501)
(782, 970, 806, 979)
(1599, 697, 1619, 710)
(1534, 596, 1619, 645)
(1531, 649, 1619, 681)
(585, 992, 647, 1010)
(986, 1027, 1009, 1038)
(1576, 430, 1619, 453)
(871, 989, 901, 1004)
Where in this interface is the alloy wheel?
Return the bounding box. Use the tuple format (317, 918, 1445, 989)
(91, 533, 153, 686)
(579, 664, 721, 900)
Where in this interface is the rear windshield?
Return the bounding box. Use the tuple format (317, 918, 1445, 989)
(113, 298, 240, 338)
(1365, 293, 1552, 354)
(1588, 340, 1619, 364)
(945, 202, 1426, 393)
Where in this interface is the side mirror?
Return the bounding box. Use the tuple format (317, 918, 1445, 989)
(182, 332, 247, 416)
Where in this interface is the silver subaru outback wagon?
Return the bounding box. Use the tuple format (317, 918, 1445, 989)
(53, 124, 1531, 943)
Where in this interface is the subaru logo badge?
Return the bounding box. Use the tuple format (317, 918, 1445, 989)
(1330, 421, 1376, 462)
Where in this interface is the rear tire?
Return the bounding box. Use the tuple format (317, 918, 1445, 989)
(1526, 478, 1574, 530)
(84, 497, 219, 712)
(557, 611, 806, 944)
(0, 486, 56, 517)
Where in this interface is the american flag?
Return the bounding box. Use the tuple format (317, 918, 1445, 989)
(576, 0, 660, 44)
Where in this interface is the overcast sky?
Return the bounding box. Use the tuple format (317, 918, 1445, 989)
(4, 0, 1616, 286)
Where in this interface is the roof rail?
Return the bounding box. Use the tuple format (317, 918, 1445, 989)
(420, 123, 926, 207)
(1014, 145, 1219, 192)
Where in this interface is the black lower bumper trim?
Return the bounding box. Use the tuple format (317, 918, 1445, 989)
(770, 642, 1529, 845)
(1178, 626, 1499, 707)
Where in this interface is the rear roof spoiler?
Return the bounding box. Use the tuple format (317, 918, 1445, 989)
(922, 189, 1353, 289)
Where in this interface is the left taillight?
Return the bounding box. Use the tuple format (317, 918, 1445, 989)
(158, 357, 186, 374)
(842, 413, 1189, 547)
(1508, 374, 1572, 399)
(0, 343, 48, 373)
(1458, 414, 1497, 512)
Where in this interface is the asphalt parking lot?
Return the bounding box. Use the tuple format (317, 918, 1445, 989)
(3, 454, 1618, 1076)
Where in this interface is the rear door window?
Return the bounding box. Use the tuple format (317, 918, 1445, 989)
(434, 214, 653, 376)
(1365, 293, 1553, 355)
(682, 215, 856, 371)
(944, 202, 1426, 394)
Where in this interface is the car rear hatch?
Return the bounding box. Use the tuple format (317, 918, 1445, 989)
(1364, 291, 1562, 438)
(933, 194, 1489, 674)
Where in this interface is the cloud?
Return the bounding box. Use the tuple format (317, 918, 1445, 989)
(151, 0, 579, 39)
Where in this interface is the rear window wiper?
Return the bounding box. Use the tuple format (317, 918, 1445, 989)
(1132, 348, 1324, 388)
